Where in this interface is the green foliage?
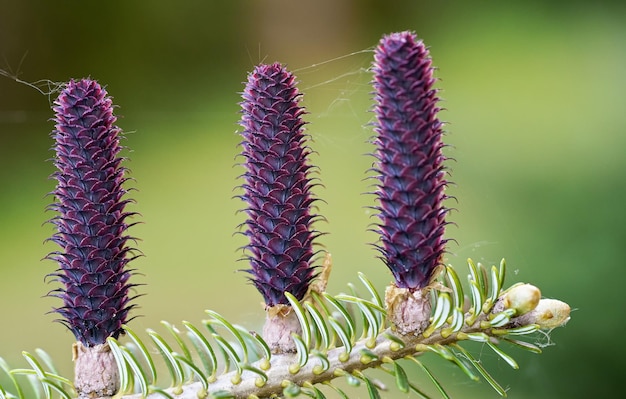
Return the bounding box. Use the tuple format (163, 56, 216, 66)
(0, 351, 74, 399)
(0, 259, 564, 399)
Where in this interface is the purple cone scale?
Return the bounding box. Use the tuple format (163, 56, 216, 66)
(47, 78, 137, 346)
(372, 32, 449, 290)
(238, 63, 318, 307)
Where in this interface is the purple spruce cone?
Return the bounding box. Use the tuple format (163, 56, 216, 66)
(372, 32, 449, 290)
(47, 78, 138, 346)
(238, 63, 319, 307)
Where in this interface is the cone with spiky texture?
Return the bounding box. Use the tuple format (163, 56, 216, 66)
(372, 32, 449, 335)
(238, 63, 320, 352)
(47, 78, 138, 397)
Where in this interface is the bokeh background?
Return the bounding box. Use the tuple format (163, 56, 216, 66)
(1, 0, 624, 397)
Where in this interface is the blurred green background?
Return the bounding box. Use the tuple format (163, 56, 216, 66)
(1, 0, 625, 397)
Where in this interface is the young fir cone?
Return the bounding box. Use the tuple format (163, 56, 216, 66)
(238, 63, 319, 353)
(47, 78, 138, 398)
(372, 32, 449, 335)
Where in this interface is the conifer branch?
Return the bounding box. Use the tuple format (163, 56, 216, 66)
(107, 260, 569, 399)
(117, 308, 566, 399)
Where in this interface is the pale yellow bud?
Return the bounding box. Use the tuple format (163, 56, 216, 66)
(528, 299, 571, 329)
(502, 284, 541, 315)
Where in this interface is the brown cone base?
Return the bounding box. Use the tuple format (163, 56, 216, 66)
(385, 284, 432, 336)
(73, 342, 119, 398)
(262, 304, 302, 354)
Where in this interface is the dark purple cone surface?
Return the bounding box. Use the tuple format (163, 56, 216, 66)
(238, 63, 318, 307)
(372, 32, 449, 290)
(47, 78, 137, 346)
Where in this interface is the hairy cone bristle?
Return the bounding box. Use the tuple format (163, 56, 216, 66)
(47, 78, 138, 346)
(238, 63, 320, 307)
(372, 32, 450, 290)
